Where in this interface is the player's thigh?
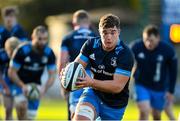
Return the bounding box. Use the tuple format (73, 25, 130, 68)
(73, 88, 99, 120)
(100, 103, 126, 120)
(135, 84, 150, 102)
(150, 90, 166, 111)
(69, 89, 84, 115)
(3, 95, 14, 109)
(14, 93, 27, 108)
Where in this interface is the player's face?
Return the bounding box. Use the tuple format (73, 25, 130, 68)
(33, 32, 48, 50)
(3, 14, 17, 29)
(143, 33, 160, 51)
(99, 26, 120, 51)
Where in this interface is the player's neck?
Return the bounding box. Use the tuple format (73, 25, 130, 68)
(5, 22, 17, 31)
(102, 44, 116, 52)
(74, 25, 89, 30)
(32, 44, 44, 54)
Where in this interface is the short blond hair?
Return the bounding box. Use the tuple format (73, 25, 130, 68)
(31, 25, 48, 38)
(5, 37, 20, 50)
(73, 9, 90, 24)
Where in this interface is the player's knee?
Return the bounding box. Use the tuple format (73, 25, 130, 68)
(73, 104, 96, 121)
(27, 110, 37, 120)
(152, 110, 161, 120)
(138, 102, 150, 114)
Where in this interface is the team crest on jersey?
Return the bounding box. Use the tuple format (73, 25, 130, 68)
(89, 53, 95, 60)
(24, 56, 31, 62)
(42, 56, 48, 63)
(138, 52, 145, 59)
(157, 55, 163, 62)
(111, 57, 117, 67)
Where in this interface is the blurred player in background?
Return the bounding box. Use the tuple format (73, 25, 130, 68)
(0, 37, 20, 120)
(0, 6, 28, 49)
(8, 26, 56, 120)
(0, 6, 28, 100)
(60, 14, 134, 120)
(131, 25, 177, 120)
(58, 10, 96, 119)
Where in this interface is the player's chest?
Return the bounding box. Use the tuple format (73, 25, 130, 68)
(136, 51, 167, 64)
(89, 51, 118, 73)
(23, 52, 48, 66)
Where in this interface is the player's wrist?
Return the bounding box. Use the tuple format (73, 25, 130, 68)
(89, 78, 94, 87)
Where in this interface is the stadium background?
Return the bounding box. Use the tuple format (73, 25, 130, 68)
(0, 0, 180, 120)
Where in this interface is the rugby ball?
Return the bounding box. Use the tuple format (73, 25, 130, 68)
(61, 62, 85, 91)
(26, 83, 40, 100)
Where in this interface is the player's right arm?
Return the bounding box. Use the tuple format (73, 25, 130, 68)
(59, 37, 71, 99)
(0, 50, 10, 95)
(8, 46, 28, 95)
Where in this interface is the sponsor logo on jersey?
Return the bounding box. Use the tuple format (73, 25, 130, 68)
(89, 53, 95, 60)
(138, 52, 145, 59)
(42, 56, 48, 64)
(24, 56, 31, 62)
(157, 55, 163, 62)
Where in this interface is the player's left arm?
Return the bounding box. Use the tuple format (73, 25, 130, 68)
(42, 49, 57, 94)
(167, 47, 178, 97)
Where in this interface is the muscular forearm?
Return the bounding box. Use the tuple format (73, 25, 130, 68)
(169, 58, 178, 94)
(8, 68, 24, 88)
(44, 71, 56, 92)
(91, 79, 125, 93)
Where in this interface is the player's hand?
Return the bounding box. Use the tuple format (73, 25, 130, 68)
(3, 86, 10, 96)
(40, 86, 46, 99)
(76, 73, 94, 88)
(166, 92, 174, 103)
(59, 68, 65, 82)
(22, 85, 28, 97)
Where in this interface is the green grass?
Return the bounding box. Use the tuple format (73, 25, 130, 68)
(0, 98, 180, 120)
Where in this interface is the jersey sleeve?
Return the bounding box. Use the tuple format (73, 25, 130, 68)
(9, 47, 25, 70)
(47, 49, 56, 71)
(167, 46, 178, 94)
(78, 39, 92, 63)
(115, 49, 134, 77)
(60, 36, 70, 52)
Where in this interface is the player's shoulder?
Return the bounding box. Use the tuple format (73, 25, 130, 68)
(16, 42, 32, 55)
(44, 46, 54, 56)
(130, 39, 143, 48)
(13, 24, 24, 31)
(159, 41, 175, 54)
(89, 36, 101, 48)
(62, 30, 75, 41)
(0, 48, 5, 53)
(119, 41, 133, 57)
(0, 25, 6, 33)
(0, 48, 9, 60)
(160, 41, 174, 49)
